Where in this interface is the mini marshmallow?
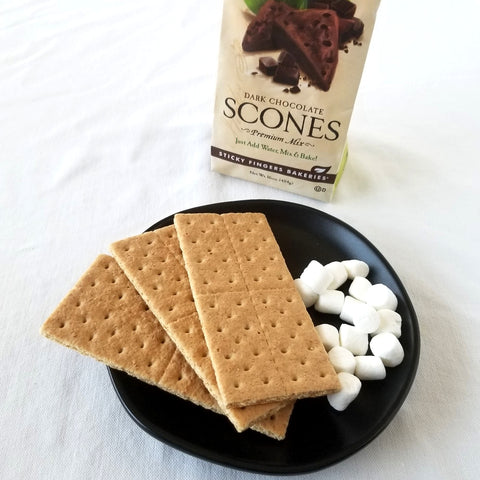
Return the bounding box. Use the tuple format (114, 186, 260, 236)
(372, 309, 402, 338)
(328, 346, 356, 374)
(370, 332, 404, 367)
(339, 323, 369, 356)
(299, 260, 334, 295)
(366, 283, 398, 311)
(339, 295, 379, 333)
(352, 303, 380, 334)
(339, 295, 365, 324)
(314, 289, 345, 315)
(315, 324, 340, 351)
(327, 372, 362, 411)
(354, 355, 386, 380)
(342, 259, 369, 279)
(294, 278, 318, 308)
(325, 261, 348, 290)
(348, 276, 372, 303)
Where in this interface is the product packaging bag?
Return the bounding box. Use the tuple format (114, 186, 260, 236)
(211, 0, 381, 201)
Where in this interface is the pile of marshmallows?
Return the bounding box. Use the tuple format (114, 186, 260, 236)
(294, 259, 404, 411)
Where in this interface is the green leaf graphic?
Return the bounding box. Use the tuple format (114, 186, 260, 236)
(244, 0, 308, 15)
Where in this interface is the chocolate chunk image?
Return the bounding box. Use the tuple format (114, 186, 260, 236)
(242, 0, 293, 52)
(277, 50, 297, 67)
(273, 51, 300, 86)
(338, 17, 364, 44)
(259, 56, 278, 75)
(310, 0, 356, 19)
(273, 9, 339, 91)
(328, 0, 356, 19)
(274, 64, 300, 86)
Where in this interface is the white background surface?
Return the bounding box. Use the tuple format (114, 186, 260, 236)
(1, 1, 479, 479)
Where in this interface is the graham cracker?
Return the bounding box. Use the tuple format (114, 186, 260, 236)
(249, 404, 295, 441)
(41, 254, 293, 439)
(110, 226, 290, 432)
(40, 255, 219, 411)
(174, 212, 340, 408)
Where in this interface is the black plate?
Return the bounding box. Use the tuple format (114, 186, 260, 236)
(108, 199, 420, 475)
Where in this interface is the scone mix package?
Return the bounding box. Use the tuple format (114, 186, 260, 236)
(211, 0, 381, 201)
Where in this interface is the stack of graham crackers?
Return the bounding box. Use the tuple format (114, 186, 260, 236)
(41, 212, 340, 440)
